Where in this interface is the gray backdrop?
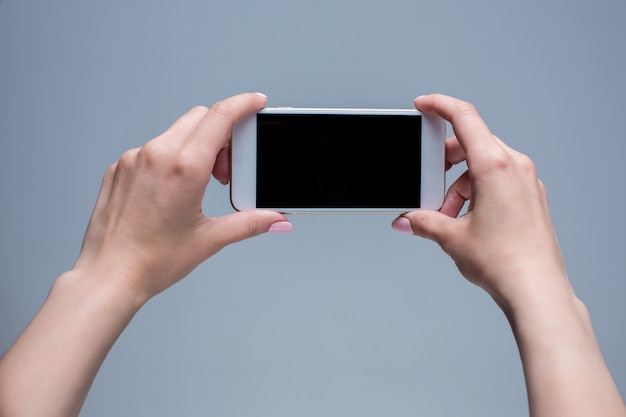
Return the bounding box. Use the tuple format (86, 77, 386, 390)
(1, 0, 625, 416)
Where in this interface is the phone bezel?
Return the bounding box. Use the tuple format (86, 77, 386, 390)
(231, 107, 445, 213)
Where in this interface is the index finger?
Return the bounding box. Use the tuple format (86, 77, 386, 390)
(414, 94, 504, 166)
(184, 92, 268, 177)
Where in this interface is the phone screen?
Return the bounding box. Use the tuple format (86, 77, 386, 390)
(256, 113, 422, 209)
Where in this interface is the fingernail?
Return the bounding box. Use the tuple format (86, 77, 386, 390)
(392, 217, 413, 234)
(413, 95, 426, 102)
(254, 92, 268, 99)
(268, 221, 293, 234)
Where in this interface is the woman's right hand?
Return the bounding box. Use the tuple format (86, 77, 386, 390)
(392, 94, 569, 310)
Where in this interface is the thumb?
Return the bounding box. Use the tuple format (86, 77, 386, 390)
(392, 210, 456, 247)
(202, 210, 292, 251)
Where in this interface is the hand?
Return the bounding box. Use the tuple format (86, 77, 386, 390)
(73, 92, 291, 302)
(392, 94, 567, 308)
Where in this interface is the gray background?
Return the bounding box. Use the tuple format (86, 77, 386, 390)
(1, 0, 625, 416)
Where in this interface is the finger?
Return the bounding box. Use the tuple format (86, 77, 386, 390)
(212, 147, 230, 185)
(445, 136, 466, 169)
(199, 210, 291, 254)
(414, 94, 503, 167)
(439, 170, 472, 218)
(392, 210, 458, 248)
(159, 105, 210, 144)
(184, 92, 267, 178)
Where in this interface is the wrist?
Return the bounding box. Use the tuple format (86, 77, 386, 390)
(488, 267, 591, 343)
(54, 267, 148, 319)
(480, 256, 572, 319)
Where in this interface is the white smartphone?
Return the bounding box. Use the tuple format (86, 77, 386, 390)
(230, 107, 445, 213)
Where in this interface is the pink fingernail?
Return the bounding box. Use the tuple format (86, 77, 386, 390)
(392, 217, 413, 234)
(268, 221, 293, 234)
(413, 95, 426, 102)
(255, 92, 268, 99)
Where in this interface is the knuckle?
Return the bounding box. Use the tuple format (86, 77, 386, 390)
(170, 149, 201, 177)
(137, 140, 205, 180)
(189, 105, 210, 116)
(491, 152, 512, 171)
(118, 148, 139, 170)
(104, 161, 118, 178)
(100, 162, 119, 189)
(406, 211, 434, 239)
(475, 149, 540, 187)
(181, 105, 210, 124)
(136, 140, 165, 167)
(411, 212, 429, 233)
(475, 151, 511, 177)
(454, 100, 479, 119)
(518, 153, 537, 177)
(209, 100, 233, 120)
(245, 212, 261, 237)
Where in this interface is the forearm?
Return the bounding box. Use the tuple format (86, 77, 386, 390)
(503, 277, 626, 417)
(0, 270, 146, 417)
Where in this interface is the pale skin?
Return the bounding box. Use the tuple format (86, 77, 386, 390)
(394, 94, 626, 417)
(0, 93, 623, 417)
(0, 93, 292, 417)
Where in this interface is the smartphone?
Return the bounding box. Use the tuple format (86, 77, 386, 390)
(230, 107, 445, 213)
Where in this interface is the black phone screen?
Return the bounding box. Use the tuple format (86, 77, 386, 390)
(256, 113, 421, 209)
